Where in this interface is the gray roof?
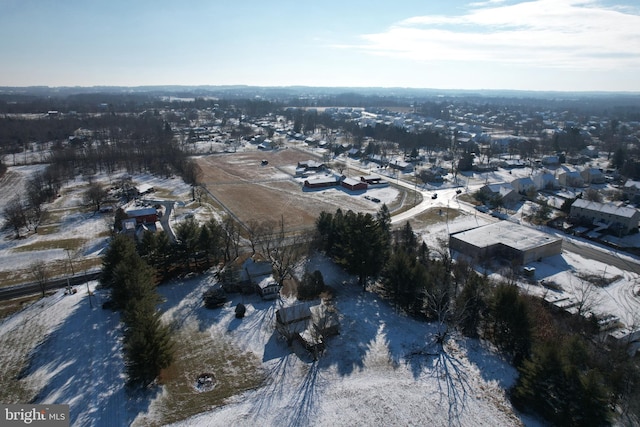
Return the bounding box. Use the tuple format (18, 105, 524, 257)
(572, 199, 639, 219)
(451, 221, 562, 252)
(624, 180, 640, 190)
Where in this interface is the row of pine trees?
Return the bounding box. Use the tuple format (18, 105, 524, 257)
(101, 235, 174, 387)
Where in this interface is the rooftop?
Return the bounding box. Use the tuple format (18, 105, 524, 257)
(451, 221, 562, 252)
(572, 199, 639, 219)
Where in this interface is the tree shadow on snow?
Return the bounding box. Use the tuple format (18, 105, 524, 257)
(429, 345, 472, 427)
(23, 291, 158, 427)
(317, 290, 396, 376)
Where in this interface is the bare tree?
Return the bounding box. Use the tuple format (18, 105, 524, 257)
(2, 197, 27, 238)
(85, 182, 108, 212)
(245, 219, 274, 256)
(30, 260, 49, 297)
(221, 216, 241, 262)
(568, 276, 602, 317)
(584, 187, 603, 203)
(259, 217, 308, 286)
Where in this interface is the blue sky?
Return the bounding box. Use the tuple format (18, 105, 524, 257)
(1, 0, 639, 91)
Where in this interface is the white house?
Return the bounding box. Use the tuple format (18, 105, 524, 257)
(533, 172, 559, 190)
(581, 168, 605, 184)
(557, 170, 584, 188)
(511, 177, 536, 194)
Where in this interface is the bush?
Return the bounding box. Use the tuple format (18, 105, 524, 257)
(297, 270, 325, 300)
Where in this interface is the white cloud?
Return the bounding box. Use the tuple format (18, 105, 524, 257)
(347, 0, 640, 70)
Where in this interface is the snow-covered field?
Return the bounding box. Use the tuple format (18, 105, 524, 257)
(0, 253, 531, 427)
(0, 168, 193, 279)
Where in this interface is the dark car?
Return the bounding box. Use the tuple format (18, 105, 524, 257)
(431, 193, 438, 199)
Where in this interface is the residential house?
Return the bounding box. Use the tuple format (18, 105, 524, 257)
(557, 170, 585, 188)
(581, 168, 605, 184)
(479, 183, 521, 207)
(511, 177, 536, 194)
(275, 303, 340, 354)
(533, 172, 559, 190)
(570, 199, 640, 235)
(623, 180, 640, 203)
(256, 277, 280, 300)
(580, 146, 599, 158)
(347, 148, 361, 158)
(297, 160, 326, 172)
(389, 159, 414, 173)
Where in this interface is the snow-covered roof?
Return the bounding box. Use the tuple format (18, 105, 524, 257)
(451, 221, 562, 252)
(623, 180, 640, 191)
(125, 207, 157, 217)
(342, 177, 362, 187)
(572, 199, 639, 219)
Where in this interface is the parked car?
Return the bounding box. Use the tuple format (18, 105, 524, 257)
(431, 193, 438, 199)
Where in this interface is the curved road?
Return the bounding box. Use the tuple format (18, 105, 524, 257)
(333, 153, 640, 277)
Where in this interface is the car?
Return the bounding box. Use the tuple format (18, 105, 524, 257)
(371, 197, 381, 203)
(431, 193, 438, 199)
(456, 189, 462, 194)
(261, 159, 269, 166)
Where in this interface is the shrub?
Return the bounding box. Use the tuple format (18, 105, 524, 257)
(297, 270, 325, 300)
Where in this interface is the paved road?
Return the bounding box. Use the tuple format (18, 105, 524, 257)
(331, 153, 640, 276)
(0, 270, 101, 300)
(562, 238, 640, 275)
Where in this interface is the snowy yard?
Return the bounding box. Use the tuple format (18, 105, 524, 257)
(0, 253, 529, 426)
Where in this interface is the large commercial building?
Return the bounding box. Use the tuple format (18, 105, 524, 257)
(449, 221, 563, 265)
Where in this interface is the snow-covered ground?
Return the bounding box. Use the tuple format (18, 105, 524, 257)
(0, 168, 193, 276)
(2, 149, 638, 426)
(0, 253, 532, 427)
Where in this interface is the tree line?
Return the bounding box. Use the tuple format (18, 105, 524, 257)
(100, 235, 174, 387)
(315, 207, 637, 426)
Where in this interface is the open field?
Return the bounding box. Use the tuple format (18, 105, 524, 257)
(195, 149, 405, 231)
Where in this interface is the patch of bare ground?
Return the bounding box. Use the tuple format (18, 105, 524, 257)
(406, 207, 462, 230)
(136, 324, 266, 426)
(195, 150, 395, 230)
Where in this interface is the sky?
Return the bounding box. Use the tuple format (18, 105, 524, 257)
(1, 0, 639, 92)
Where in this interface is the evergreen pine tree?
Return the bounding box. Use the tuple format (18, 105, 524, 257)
(101, 234, 137, 288)
(123, 302, 174, 387)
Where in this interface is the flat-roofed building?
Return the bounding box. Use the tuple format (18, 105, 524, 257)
(449, 221, 562, 265)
